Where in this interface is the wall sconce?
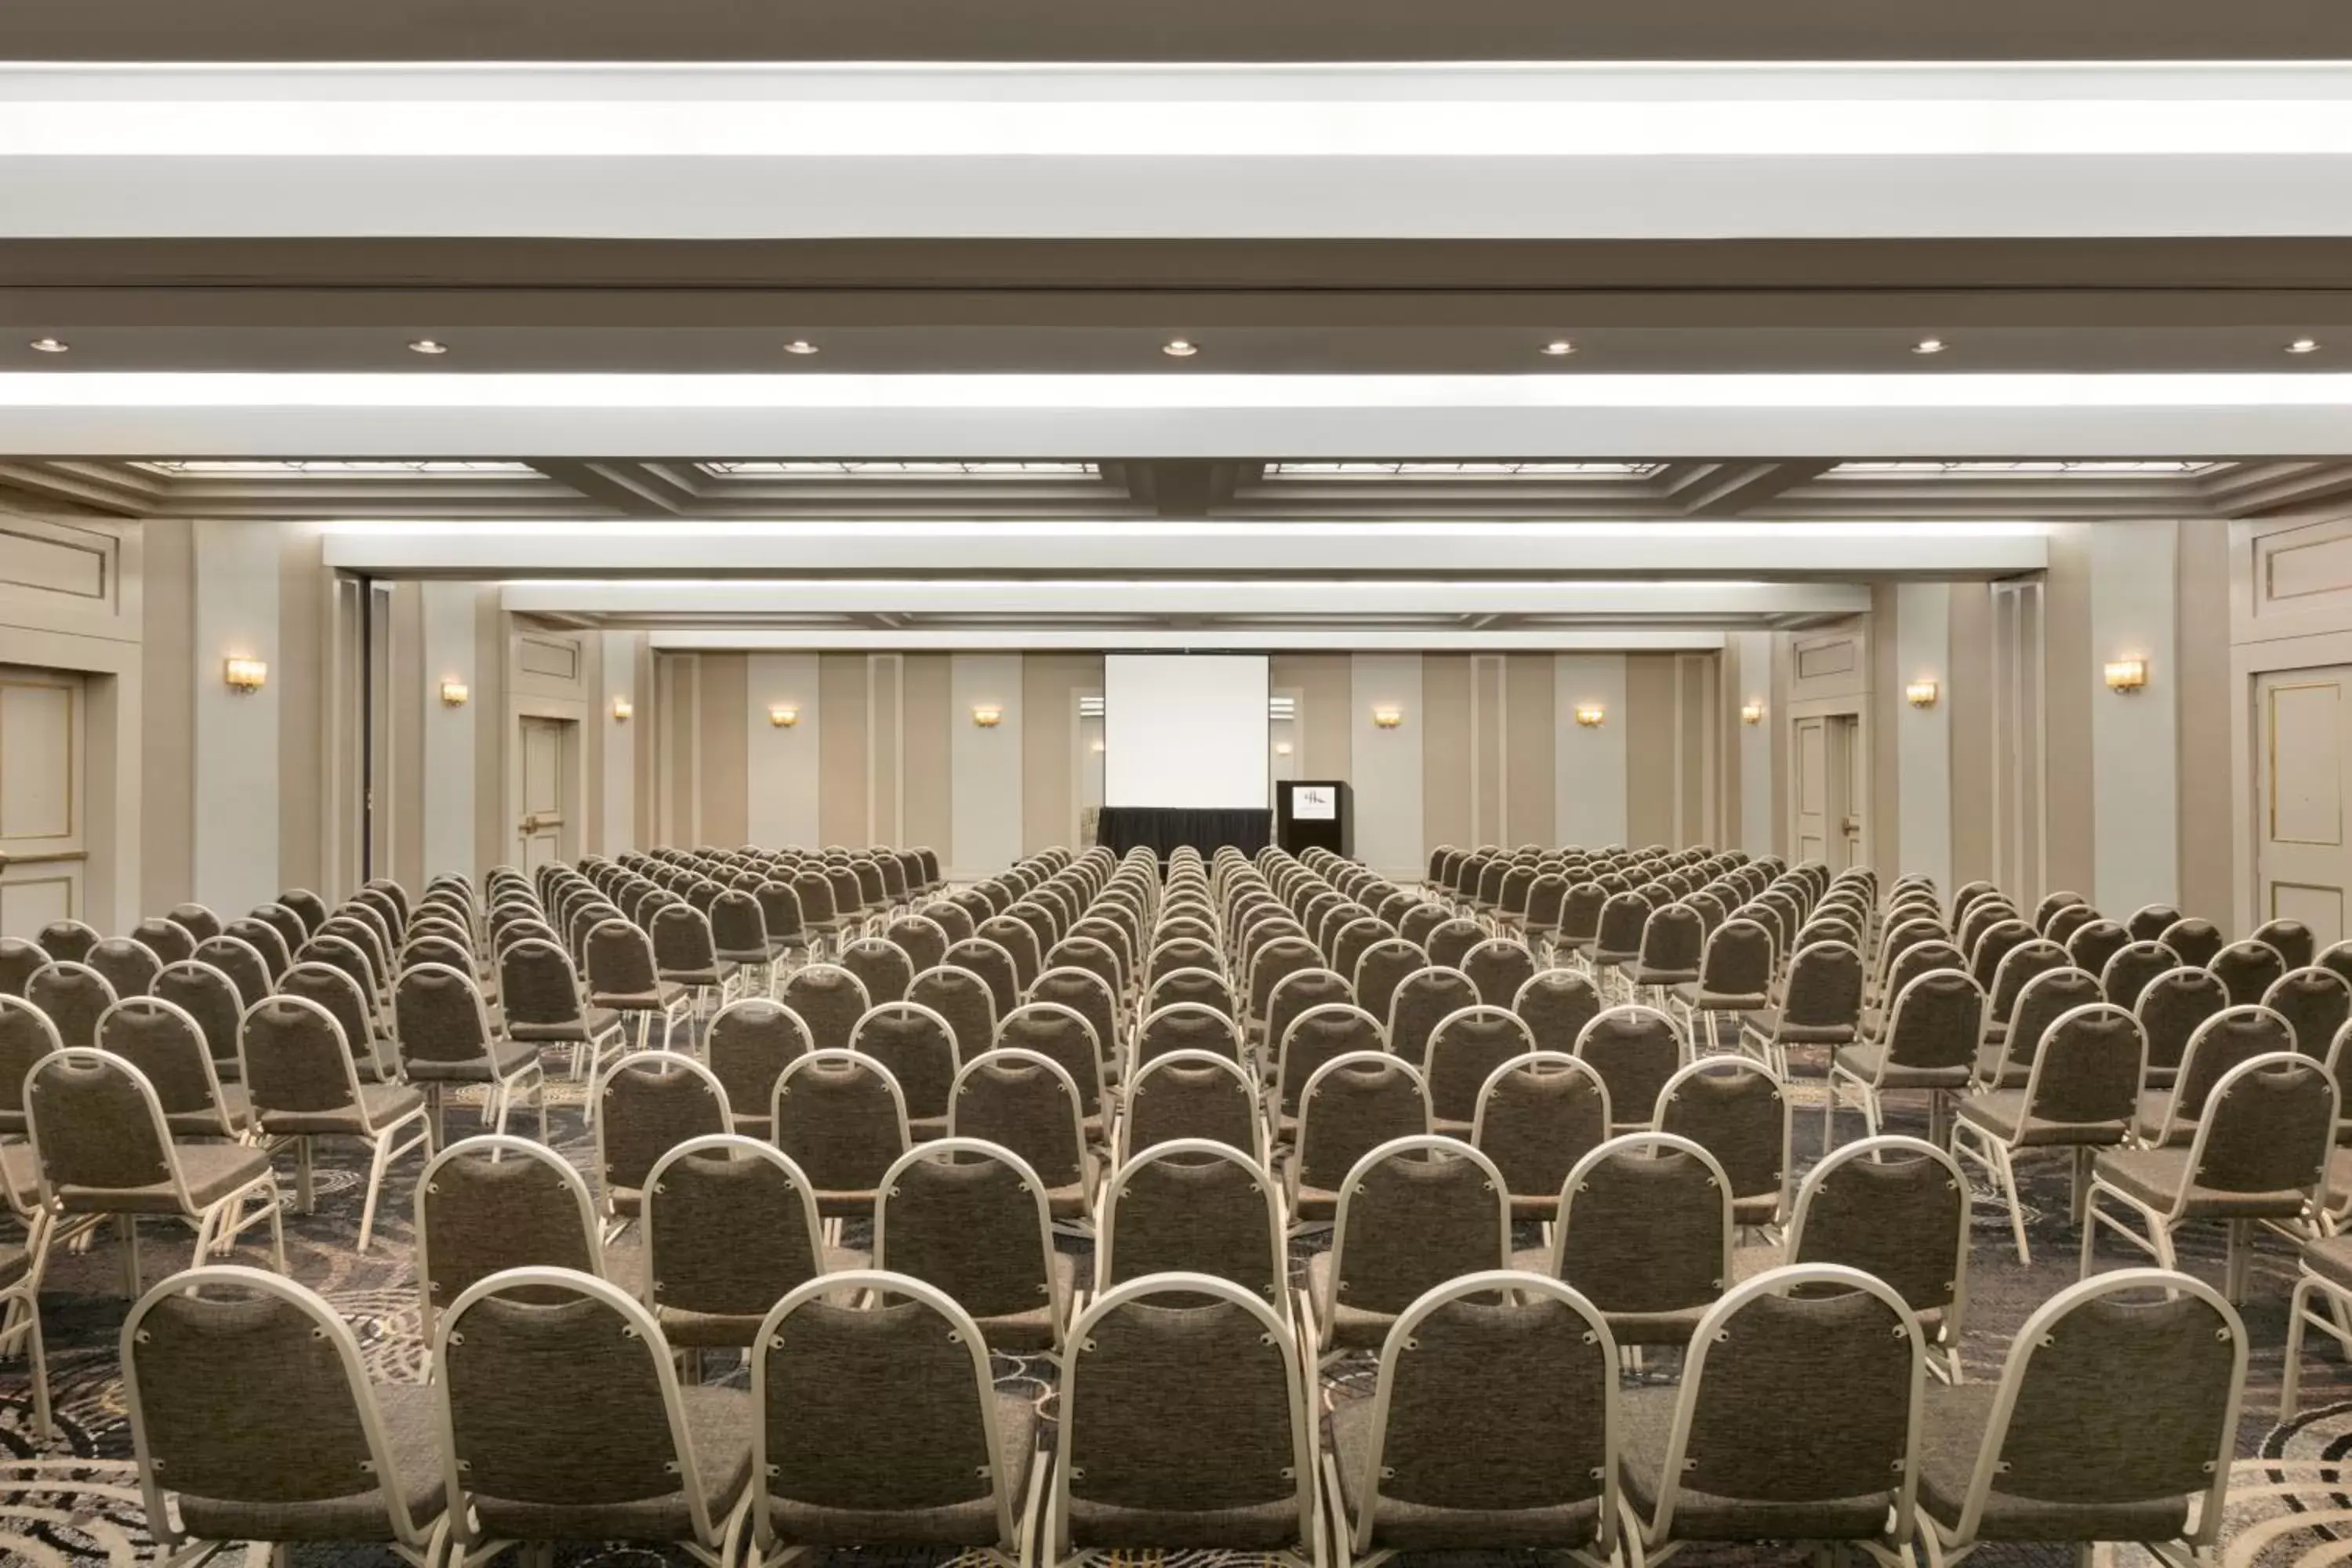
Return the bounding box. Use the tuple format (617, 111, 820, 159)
(223, 656, 267, 694)
(438, 680, 470, 707)
(1740, 700, 1765, 725)
(1274, 741, 1294, 756)
(1574, 703, 1606, 728)
(768, 703, 800, 728)
(1370, 705, 1404, 729)
(1905, 680, 1940, 709)
(1090, 739, 1106, 753)
(611, 695, 633, 721)
(2104, 659, 2148, 694)
(971, 704, 1004, 728)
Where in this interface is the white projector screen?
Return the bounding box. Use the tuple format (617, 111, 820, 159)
(1104, 654, 1270, 809)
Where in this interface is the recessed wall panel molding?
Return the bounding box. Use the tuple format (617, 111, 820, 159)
(1894, 581, 1952, 892)
(2089, 520, 2179, 912)
(746, 650, 820, 849)
(867, 652, 904, 845)
(1351, 653, 1423, 877)
(950, 652, 1022, 878)
(1554, 653, 1628, 850)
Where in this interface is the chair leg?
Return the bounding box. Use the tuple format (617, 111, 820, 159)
(20, 1288, 49, 1441)
(1991, 1140, 2031, 1266)
(266, 1182, 288, 1273)
(358, 1132, 393, 1254)
(117, 1214, 140, 1299)
(2285, 1274, 2317, 1418)
(296, 1135, 317, 1213)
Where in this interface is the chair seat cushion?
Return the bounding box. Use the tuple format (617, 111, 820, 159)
(1832, 1044, 1969, 1091)
(402, 1036, 542, 1083)
(591, 981, 690, 1013)
(57, 1142, 274, 1215)
(507, 1007, 622, 1044)
(968, 1252, 1080, 1356)
(1916, 1385, 2190, 1541)
(164, 1083, 252, 1139)
(472, 1384, 753, 1542)
(1306, 1250, 1408, 1352)
(1670, 982, 1769, 1011)
(1972, 1044, 2031, 1091)
(765, 1392, 1036, 1548)
(2306, 1232, 2352, 1292)
(1762, 1013, 1860, 1047)
(2131, 1090, 2194, 1148)
(656, 1247, 871, 1348)
(260, 1082, 429, 1138)
(177, 1381, 448, 1542)
(1330, 1396, 1603, 1551)
(2094, 1148, 2313, 1220)
(1619, 1385, 1893, 1541)
(1955, 1090, 2128, 1150)
(1632, 967, 1700, 988)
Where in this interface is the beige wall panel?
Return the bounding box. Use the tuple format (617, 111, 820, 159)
(1421, 654, 1473, 850)
(699, 652, 750, 848)
(1948, 583, 1995, 889)
(818, 652, 869, 848)
(138, 518, 194, 911)
(1870, 585, 1903, 877)
(1470, 654, 1506, 844)
(1022, 652, 1101, 854)
(868, 653, 903, 845)
(2043, 524, 2097, 898)
(952, 653, 1025, 875)
(274, 525, 325, 895)
(1504, 654, 1555, 848)
(1269, 654, 1352, 781)
(2176, 519, 2234, 920)
(1350, 653, 1423, 877)
(1624, 652, 1678, 848)
(389, 583, 424, 890)
(901, 653, 953, 856)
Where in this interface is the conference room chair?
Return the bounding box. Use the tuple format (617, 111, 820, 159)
(2251, 917, 2318, 972)
(1536, 1132, 1733, 1356)
(594, 1051, 730, 1229)
(975, 916, 1044, 993)
(2133, 965, 2230, 1091)
(2265, 966, 2352, 1059)
(94, 996, 249, 1142)
(0, 994, 60, 1141)
(1120, 1049, 1262, 1163)
(82, 936, 159, 1000)
(773, 1050, 910, 1221)
(1134, 1000, 1246, 1074)
(1385, 967, 1479, 1072)
(414, 1134, 604, 1348)
(435, 1268, 753, 1567)
(650, 902, 742, 1025)
(1090, 1139, 1284, 1313)
(1979, 939, 2070, 1051)
(774, 961, 873, 1056)
(1464, 1051, 1608, 1225)
(1747, 939, 1867, 1081)
(746, 1270, 1033, 1568)
(1067, 915, 1137, 985)
(2064, 917, 2133, 981)
(393, 962, 546, 1147)
(703, 998, 811, 1133)
(1657, 1056, 1789, 1231)
(922, 898, 977, 947)
(1343, 938, 1418, 1025)
(1823, 969, 1982, 1149)
(1668, 917, 1773, 1056)
(1046, 1274, 1319, 1566)
(702, 887, 775, 1001)
(279, 958, 399, 1086)
(1287, 1052, 1431, 1226)
(25, 1047, 285, 1298)
(1951, 1001, 2142, 1265)
(0, 938, 42, 1000)
(1618, 1265, 1924, 1567)
(25, 959, 114, 1049)
(943, 938, 1022, 1022)
(996, 1001, 1109, 1137)
(2085, 1051, 2335, 1296)
(1421, 918, 1483, 974)
(583, 918, 693, 1053)
(1028, 965, 1122, 1080)
(873, 1138, 1070, 1356)
(2209, 939, 2287, 1010)
(880, 912, 949, 978)
(1331, 1270, 1623, 1568)
(2100, 938, 2180, 1012)
(1421, 1004, 1537, 1136)
(842, 1000, 956, 1141)
(2158, 917, 2225, 970)
(221, 917, 293, 986)
(903, 968, 997, 1067)
(1976, 966, 2103, 1091)
(641, 1135, 844, 1366)
(2133, 1004, 2298, 1147)
(1571, 1005, 1682, 1135)
(166, 902, 224, 944)
(1302, 1134, 1510, 1363)
(1397, 902, 1448, 951)
(122, 1266, 442, 1568)
(495, 935, 622, 1083)
(34, 919, 99, 966)
(237, 993, 427, 1249)
(1457, 936, 1536, 1011)
(833, 935, 913, 1008)
(947, 1048, 1094, 1220)
(1930, 1269, 2243, 1567)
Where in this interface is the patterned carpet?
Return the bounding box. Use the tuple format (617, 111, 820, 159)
(2, 1050, 2350, 1568)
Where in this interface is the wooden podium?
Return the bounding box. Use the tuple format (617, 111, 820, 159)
(1276, 780, 1353, 858)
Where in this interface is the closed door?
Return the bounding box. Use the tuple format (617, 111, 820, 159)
(0, 666, 85, 938)
(2257, 666, 2352, 946)
(1793, 717, 1828, 862)
(1830, 713, 1864, 872)
(517, 716, 569, 873)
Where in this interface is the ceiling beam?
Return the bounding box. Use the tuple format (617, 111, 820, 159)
(0, 460, 160, 516)
(2204, 461, 2352, 517)
(651, 627, 1731, 652)
(527, 459, 699, 515)
(1671, 459, 1839, 517)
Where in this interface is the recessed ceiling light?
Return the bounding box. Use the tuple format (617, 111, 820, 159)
(1911, 338, 1947, 355)
(27, 338, 67, 354)
(1162, 339, 1199, 358)
(407, 339, 448, 355)
(1540, 340, 1576, 357)
(2288, 338, 2321, 354)
(782, 340, 820, 356)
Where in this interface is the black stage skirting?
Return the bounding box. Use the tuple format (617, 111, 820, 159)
(1096, 806, 1273, 858)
